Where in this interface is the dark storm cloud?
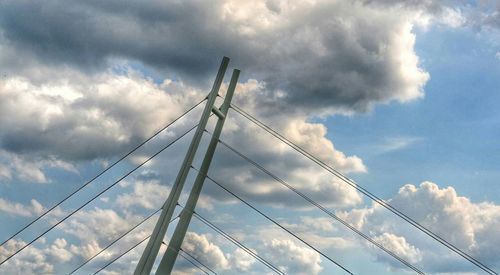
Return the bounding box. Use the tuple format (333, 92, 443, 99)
(0, 0, 236, 79)
(0, 0, 428, 114)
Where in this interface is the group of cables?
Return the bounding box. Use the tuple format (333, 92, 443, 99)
(0, 95, 496, 275)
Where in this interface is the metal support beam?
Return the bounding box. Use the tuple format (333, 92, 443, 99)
(211, 106, 225, 120)
(155, 69, 240, 274)
(134, 57, 230, 275)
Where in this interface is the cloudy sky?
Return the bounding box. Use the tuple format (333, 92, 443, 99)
(0, 0, 499, 274)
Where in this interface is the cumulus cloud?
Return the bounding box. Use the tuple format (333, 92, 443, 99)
(0, 149, 79, 184)
(371, 233, 422, 264)
(61, 207, 141, 244)
(200, 108, 365, 209)
(228, 247, 256, 271)
(0, 0, 433, 218)
(266, 238, 323, 275)
(0, 70, 198, 162)
(0, 238, 73, 274)
(116, 178, 170, 210)
(300, 216, 337, 233)
(1, 72, 367, 211)
(164, 76, 365, 210)
(46, 238, 73, 263)
(0, 151, 45, 183)
(170, 231, 262, 273)
(5, 0, 489, 274)
(0, 239, 54, 274)
(0, 165, 11, 180)
(0, 0, 431, 183)
(0, 0, 429, 115)
(282, 119, 366, 173)
(260, 217, 354, 254)
(70, 239, 105, 261)
(0, 197, 44, 217)
(57, 206, 156, 271)
(340, 181, 500, 273)
(181, 232, 230, 271)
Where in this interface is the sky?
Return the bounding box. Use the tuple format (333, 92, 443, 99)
(0, 0, 499, 274)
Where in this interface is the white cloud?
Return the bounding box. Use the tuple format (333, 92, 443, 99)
(262, 218, 355, 253)
(266, 238, 323, 275)
(282, 119, 366, 173)
(4, 1, 492, 273)
(70, 239, 105, 260)
(200, 80, 366, 210)
(10, 154, 47, 183)
(0, 150, 78, 184)
(0, 0, 430, 115)
(45, 238, 73, 263)
(300, 216, 337, 233)
(173, 232, 260, 273)
(0, 198, 44, 217)
(0, 67, 368, 271)
(372, 233, 422, 264)
(203, 120, 365, 209)
(0, 239, 54, 274)
(341, 181, 500, 272)
(0, 0, 436, 218)
(440, 7, 466, 28)
(116, 180, 169, 210)
(0, 71, 197, 161)
(0, 238, 73, 274)
(0, 165, 11, 180)
(181, 232, 230, 271)
(59, 206, 156, 271)
(228, 247, 256, 271)
(377, 136, 423, 153)
(61, 207, 140, 244)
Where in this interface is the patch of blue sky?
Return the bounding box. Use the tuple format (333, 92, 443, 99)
(324, 24, 500, 203)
